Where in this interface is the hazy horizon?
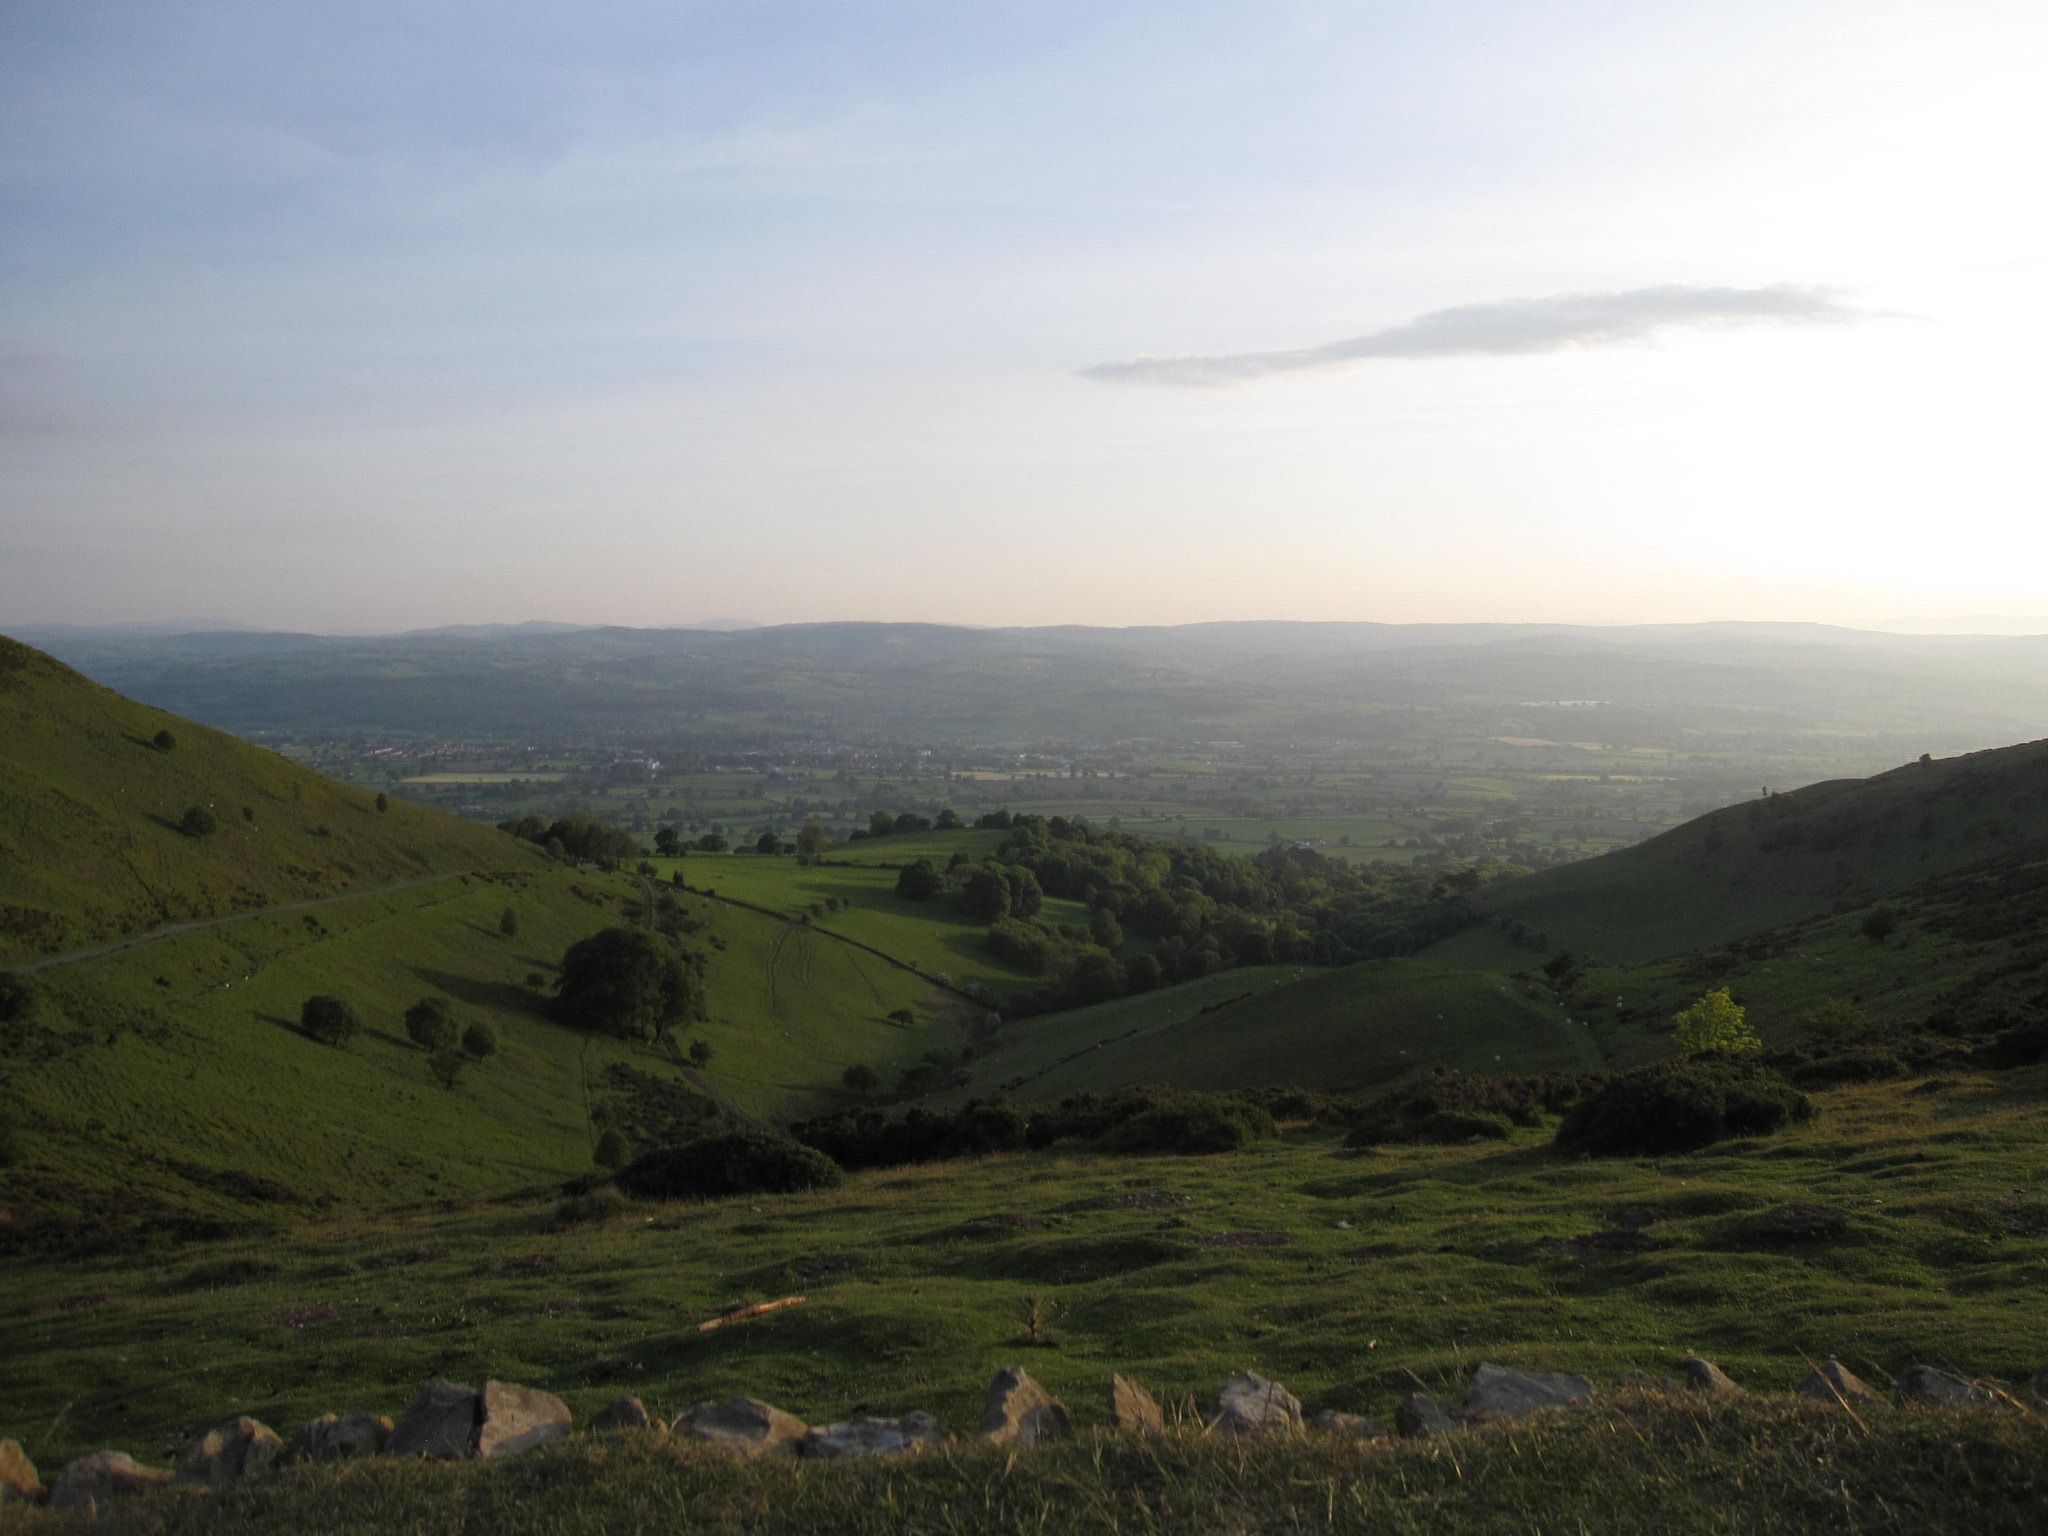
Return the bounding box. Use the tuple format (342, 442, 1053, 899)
(5, 2, 2044, 633)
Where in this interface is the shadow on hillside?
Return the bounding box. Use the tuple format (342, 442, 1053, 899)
(256, 1009, 410, 1051)
(142, 813, 189, 835)
(411, 967, 550, 1019)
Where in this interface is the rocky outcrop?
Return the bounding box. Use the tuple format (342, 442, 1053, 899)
(798, 1412, 946, 1458)
(1796, 1359, 1879, 1406)
(477, 1381, 572, 1459)
(0, 1440, 41, 1504)
(49, 1450, 173, 1511)
(673, 1398, 809, 1457)
(280, 1412, 392, 1464)
(980, 1367, 1070, 1447)
(175, 1417, 282, 1485)
(1208, 1373, 1302, 1435)
(1893, 1365, 2024, 1411)
(1456, 1363, 1594, 1422)
(1683, 1358, 1743, 1396)
(387, 1380, 482, 1459)
(1110, 1374, 1164, 1433)
(592, 1396, 657, 1433)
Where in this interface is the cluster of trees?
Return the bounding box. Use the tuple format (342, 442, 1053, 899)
(499, 812, 642, 866)
(848, 807, 961, 841)
(298, 992, 498, 1089)
(890, 811, 1499, 1010)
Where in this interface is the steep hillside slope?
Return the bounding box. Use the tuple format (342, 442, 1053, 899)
(1468, 739, 2048, 963)
(0, 634, 547, 965)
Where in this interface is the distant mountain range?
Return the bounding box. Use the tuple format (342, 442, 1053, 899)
(9, 619, 2048, 752)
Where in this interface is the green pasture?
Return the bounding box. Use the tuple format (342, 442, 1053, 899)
(6, 1069, 2048, 1487)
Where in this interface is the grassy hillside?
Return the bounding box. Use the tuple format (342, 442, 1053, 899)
(1468, 738, 2048, 963)
(0, 634, 548, 965)
(942, 959, 1604, 1105)
(5, 1067, 2046, 1484)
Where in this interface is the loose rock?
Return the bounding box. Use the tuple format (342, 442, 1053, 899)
(1894, 1365, 2024, 1411)
(0, 1440, 41, 1504)
(673, 1398, 809, 1457)
(477, 1380, 572, 1459)
(798, 1412, 946, 1458)
(1682, 1358, 1743, 1397)
(176, 1416, 283, 1485)
(280, 1412, 392, 1464)
(1796, 1359, 1879, 1406)
(1456, 1363, 1595, 1422)
(1313, 1410, 1389, 1439)
(387, 1379, 482, 1459)
(592, 1396, 658, 1433)
(980, 1366, 1070, 1447)
(1208, 1372, 1302, 1436)
(1394, 1394, 1457, 1439)
(49, 1450, 173, 1511)
(1109, 1374, 1164, 1434)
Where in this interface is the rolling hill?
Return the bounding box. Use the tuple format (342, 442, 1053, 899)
(1465, 738, 2048, 964)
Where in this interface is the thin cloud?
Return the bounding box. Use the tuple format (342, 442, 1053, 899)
(1081, 284, 1875, 387)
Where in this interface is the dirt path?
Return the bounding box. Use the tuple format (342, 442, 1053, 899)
(12, 872, 470, 975)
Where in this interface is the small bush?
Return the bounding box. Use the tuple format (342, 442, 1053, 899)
(615, 1131, 844, 1200)
(0, 971, 32, 1023)
(1555, 1059, 1814, 1156)
(593, 1128, 629, 1169)
(554, 1186, 627, 1226)
(152, 728, 176, 751)
(1095, 1096, 1277, 1155)
(179, 805, 218, 838)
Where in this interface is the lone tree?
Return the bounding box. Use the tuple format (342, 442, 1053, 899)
(1672, 987, 1759, 1056)
(499, 906, 519, 937)
(179, 806, 218, 838)
(404, 996, 457, 1052)
(795, 820, 829, 862)
(555, 926, 702, 1040)
(375, 792, 389, 812)
(755, 831, 783, 855)
(1861, 905, 1899, 945)
(593, 1128, 629, 1169)
(688, 1038, 715, 1068)
(300, 995, 361, 1046)
(152, 729, 176, 752)
(841, 1062, 879, 1101)
(427, 1049, 466, 1090)
(461, 1021, 498, 1059)
(654, 826, 683, 857)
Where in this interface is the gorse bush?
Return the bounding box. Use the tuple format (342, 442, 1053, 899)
(1093, 1096, 1276, 1154)
(1341, 1069, 1599, 1146)
(1555, 1058, 1814, 1156)
(615, 1130, 844, 1200)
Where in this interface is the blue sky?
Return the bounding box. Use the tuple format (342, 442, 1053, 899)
(3, 0, 2045, 631)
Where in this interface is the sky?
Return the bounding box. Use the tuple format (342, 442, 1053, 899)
(3, 0, 2046, 634)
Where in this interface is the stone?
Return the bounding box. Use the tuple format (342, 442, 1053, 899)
(1207, 1372, 1302, 1436)
(592, 1396, 658, 1433)
(280, 1412, 393, 1465)
(387, 1379, 482, 1459)
(176, 1416, 283, 1485)
(1313, 1410, 1389, 1439)
(1394, 1395, 1457, 1439)
(1893, 1365, 2024, 1411)
(1109, 1374, 1164, 1434)
(798, 1412, 946, 1459)
(980, 1366, 1071, 1447)
(1682, 1358, 1743, 1397)
(673, 1398, 809, 1457)
(1796, 1359, 1879, 1407)
(49, 1450, 173, 1511)
(1455, 1363, 1595, 1422)
(0, 1439, 41, 1504)
(477, 1380, 573, 1459)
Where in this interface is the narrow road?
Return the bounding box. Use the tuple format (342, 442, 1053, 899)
(11, 872, 471, 975)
